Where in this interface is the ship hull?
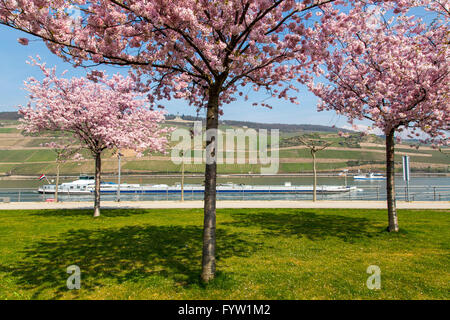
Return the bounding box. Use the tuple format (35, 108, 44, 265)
(39, 186, 357, 195)
(38, 175, 358, 196)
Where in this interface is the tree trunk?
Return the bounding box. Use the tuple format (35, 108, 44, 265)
(386, 130, 399, 232)
(312, 151, 317, 202)
(55, 162, 60, 203)
(94, 152, 101, 217)
(201, 89, 219, 283)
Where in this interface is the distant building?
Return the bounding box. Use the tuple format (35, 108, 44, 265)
(168, 115, 195, 124)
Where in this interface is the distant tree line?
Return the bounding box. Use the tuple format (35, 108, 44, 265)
(0, 111, 21, 121)
(165, 114, 351, 133)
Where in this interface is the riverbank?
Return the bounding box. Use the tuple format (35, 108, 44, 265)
(0, 200, 448, 210)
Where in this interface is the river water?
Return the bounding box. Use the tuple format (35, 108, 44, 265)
(0, 175, 449, 202)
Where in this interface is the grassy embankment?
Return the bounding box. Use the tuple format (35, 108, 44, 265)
(0, 120, 448, 175)
(0, 144, 448, 175)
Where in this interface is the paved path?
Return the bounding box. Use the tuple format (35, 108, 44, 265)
(0, 200, 448, 210)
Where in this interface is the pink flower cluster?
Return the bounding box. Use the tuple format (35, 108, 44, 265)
(309, 4, 449, 146)
(1, 1, 447, 145)
(0, 0, 390, 110)
(19, 57, 170, 155)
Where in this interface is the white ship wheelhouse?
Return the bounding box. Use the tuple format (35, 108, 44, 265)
(39, 174, 95, 194)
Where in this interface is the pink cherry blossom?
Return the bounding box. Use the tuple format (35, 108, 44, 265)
(19, 58, 170, 216)
(309, 6, 449, 232)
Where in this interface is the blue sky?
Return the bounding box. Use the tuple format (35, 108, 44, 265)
(0, 25, 347, 127)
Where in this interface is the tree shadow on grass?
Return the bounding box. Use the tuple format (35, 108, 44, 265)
(0, 225, 259, 299)
(225, 210, 382, 242)
(29, 208, 151, 217)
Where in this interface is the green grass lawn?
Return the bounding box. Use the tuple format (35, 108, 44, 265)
(0, 208, 448, 300)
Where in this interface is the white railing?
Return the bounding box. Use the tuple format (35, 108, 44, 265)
(0, 186, 449, 202)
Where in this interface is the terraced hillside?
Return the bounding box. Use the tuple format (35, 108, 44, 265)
(0, 119, 448, 176)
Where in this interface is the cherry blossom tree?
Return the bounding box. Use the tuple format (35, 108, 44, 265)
(19, 59, 169, 217)
(0, 0, 421, 281)
(309, 9, 449, 232)
(42, 140, 83, 203)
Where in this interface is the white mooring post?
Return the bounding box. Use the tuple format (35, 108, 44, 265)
(117, 151, 123, 202)
(402, 155, 410, 201)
